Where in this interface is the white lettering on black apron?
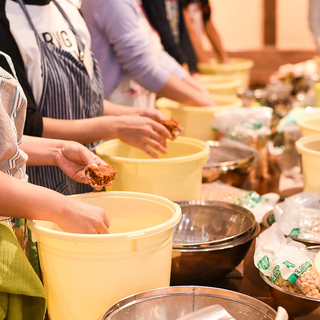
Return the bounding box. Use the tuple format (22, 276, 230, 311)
(17, 0, 104, 195)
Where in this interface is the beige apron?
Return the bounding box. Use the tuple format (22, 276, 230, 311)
(108, 0, 162, 108)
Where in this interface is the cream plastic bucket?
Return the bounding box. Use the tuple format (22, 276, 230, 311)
(95, 137, 209, 201)
(200, 74, 242, 96)
(198, 58, 254, 90)
(28, 191, 181, 320)
(312, 81, 320, 107)
(296, 134, 320, 195)
(156, 94, 243, 141)
(297, 113, 320, 136)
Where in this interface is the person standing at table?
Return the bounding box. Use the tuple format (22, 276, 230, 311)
(141, 0, 200, 76)
(0, 0, 175, 195)
(0, 50, 110, 234)
(81, 0, 214, 108)
(182, 0, 229, 65)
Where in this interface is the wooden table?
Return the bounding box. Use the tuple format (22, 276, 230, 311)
(201, 149, 320, 319)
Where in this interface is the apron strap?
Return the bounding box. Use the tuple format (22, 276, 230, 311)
(16, 0, 84, 61)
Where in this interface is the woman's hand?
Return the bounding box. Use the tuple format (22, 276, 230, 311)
(56, 196, 110, 234)
(135, 107, 169, 123)
(53, 141, 111, 190)
(113, 115, 172, 158)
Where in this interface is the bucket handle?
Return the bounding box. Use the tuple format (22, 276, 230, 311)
(126, 230, 146, 238)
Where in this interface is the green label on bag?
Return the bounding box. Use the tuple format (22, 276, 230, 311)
(289, 228, 300, 238)
(282, 260, 295, 269)
(271, 265, 281, 283)
(288, 262, 312, 284)
(257, 255, 270, 270)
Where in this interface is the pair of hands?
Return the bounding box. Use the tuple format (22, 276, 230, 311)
(29, 108, 179, 234)
(42, 108, 178, 234)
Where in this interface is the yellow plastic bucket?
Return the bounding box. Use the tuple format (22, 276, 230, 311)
(296, 134, 320, 195)
(200, 74, 242, 96)
(95, 137, 209, 201)
(297, 113, 320, 136)
(28, 191, 181, 320)
(314, 55, 320, 78)
(198, 58, 254, 90)
(312, 81, 320, 107)
(156, 94, 243, 141)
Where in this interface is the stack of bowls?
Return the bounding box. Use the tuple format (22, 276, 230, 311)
(170, 200, 260, 285)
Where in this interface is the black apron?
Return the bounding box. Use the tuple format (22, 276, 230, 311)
(17, 0, 104, 195)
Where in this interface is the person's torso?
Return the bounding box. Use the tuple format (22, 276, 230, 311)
(4, 0, 92, 105)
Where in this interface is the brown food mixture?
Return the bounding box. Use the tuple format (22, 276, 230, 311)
(161, 118, 181, 138)
(85, 165, 117, 187)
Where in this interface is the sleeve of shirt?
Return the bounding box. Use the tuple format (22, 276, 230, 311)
(93, 0, 170, 92)
(0, 5, 43, 137)
(141, 0, 188, 66)
(160, 48, 189, 79)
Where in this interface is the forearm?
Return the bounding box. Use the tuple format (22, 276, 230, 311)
(41, 115, 120, 144)
(204, 21, 228, 63)
(157, 73, 212, 106)
(0, 171, 66, 223)
(103, 100, 142, 116)
(183, 8, 210, 64)
(20, 136, 65, 166)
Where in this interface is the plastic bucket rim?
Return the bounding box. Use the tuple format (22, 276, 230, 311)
(156, 94, 243, 112)
(296, 113, 320, 133)
(198, 58, 254, 72)
(27, 191, 182, 242)
(295, 133, 320, 155)
(200, 74, 241, 82)
(95, 136, 210, 165)
(204, 78, 242, 90)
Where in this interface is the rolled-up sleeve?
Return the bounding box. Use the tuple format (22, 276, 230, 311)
(160, 49, 189, 79)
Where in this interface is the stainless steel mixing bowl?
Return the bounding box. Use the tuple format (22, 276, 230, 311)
(202, 140, 256, 185)
(260, 272, 320, 317)
(171, 200, 259, 285)
(100, 286, 277, 320)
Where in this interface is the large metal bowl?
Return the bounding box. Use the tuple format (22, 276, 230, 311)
(202, 140, 256, 185)
(100, 286, 277, 320)
(171, 200, 259, 285)
(173, 200, 256, 248)
(260, 272, 320, 317)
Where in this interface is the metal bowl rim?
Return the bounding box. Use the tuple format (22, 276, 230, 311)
(173, 199, 256, 248)
(172, 222, 260, 252)
(203, 140, 257, 171)
(100, 285, 277, 320)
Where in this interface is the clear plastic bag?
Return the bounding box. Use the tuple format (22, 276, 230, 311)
(273, 191, 320, 241)
(175, 305, 235, 320)
(254, 223, 319, 297)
